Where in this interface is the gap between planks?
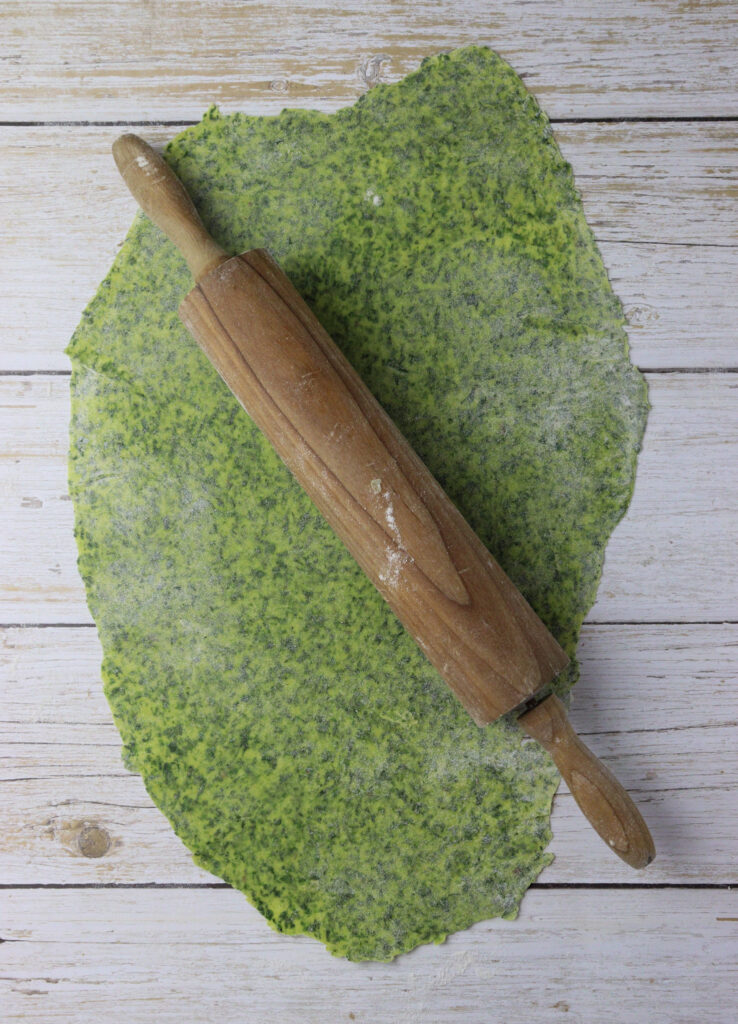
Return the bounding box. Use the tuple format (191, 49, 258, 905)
(1, 116, 736, 127)
(2, 0, 737, 121)
(1, 122, 736, 372)
(0, 882, 733, 891)
(3, 373, 737, 624)
(1, 888, 735, 1024)
(7, 368, 738, 376)
(2, 623, 736, 886)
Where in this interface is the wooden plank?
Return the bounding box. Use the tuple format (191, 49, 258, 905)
(556, 123, 738, 247)
(0, 124, 735, 371)
(600, 242, 738, 371)
(1, 1, 737, 121)
(1, 7, 733, 1017)
(587, 372, 738, 623)
(1, 624, 736, 884)
(1, 887, 735, 1023)
(1, 373, 736, 624)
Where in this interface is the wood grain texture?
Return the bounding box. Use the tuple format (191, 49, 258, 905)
(1, 888, 736, 1024)
(1, 124, 735, 373)
(587, 371, 738, 623)
(113, 132, 229, 281)
(2, 373, 736, 624)
(1, 0, 737, 121)
(518, 693, 655, 869)
(1, 3, 737, 1014)
(54, 115, 649, 857)
(2, 623, 735, 886)
(181, 248, 568, 724)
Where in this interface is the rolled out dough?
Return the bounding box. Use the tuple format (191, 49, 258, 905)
(67, 47, 647, 960)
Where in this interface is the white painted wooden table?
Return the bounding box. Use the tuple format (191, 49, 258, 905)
(1, 3, 736, 1021)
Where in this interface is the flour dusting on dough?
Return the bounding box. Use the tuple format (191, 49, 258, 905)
(67, 45, 647, 963)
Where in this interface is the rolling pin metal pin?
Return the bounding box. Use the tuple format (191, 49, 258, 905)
(113, 134, 655, 869)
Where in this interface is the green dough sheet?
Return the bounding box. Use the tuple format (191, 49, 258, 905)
(67, 47, 647, 960)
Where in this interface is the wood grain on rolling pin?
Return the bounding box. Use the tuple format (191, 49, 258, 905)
(180, 248, 569, 725)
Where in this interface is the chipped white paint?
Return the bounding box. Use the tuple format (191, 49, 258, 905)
(3, 623, 736, 885)
(1, 124, 736, 372)
(1, 888, 735, 1023)
(1, 1, 737, 121)
(2, 374, 737, 622)
(1, 3, 737, 1019)
(357, 53, 393, 91)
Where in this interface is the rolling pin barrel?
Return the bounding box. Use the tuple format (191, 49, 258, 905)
(113, 134, 655, 869)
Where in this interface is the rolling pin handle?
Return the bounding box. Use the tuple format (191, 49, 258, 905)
(112, 133, 228, 283)
(519, 694, 655, 869)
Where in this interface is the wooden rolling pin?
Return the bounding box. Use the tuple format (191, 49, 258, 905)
(113, 133, 655, 869)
